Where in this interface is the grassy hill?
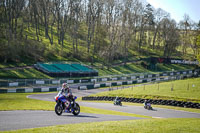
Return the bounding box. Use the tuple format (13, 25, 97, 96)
(0, 19, 198, 79)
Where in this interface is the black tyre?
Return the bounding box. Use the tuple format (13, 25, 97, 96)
(72, 103, 80, 116)
(55, 103, 63, 116)
(147, 105, 152, 110)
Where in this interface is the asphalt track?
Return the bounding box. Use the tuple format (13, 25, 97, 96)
(29, 90, 200, 119)
(1, 88, 200, 131)
(0, 111, 140, 131)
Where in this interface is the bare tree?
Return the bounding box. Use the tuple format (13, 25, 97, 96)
(103, 0, 122, 69)
(189, 20, 200, 56)
(179, 14, 191, 55)
(152, 8, 169, 49)
(86, 0, 97, 54)
(160, 18, 180, 57)
(91, 0, 104, 65)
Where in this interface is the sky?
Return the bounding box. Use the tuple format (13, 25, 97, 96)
(146, 0, 200, 23)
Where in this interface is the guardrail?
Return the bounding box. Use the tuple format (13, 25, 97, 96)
(0, 71, 199, 93)
(77, 73, 197, 90)
(0, 87, 59, 93)
(0, 69, 199, 88)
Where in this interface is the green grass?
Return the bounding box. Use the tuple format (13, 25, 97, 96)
(0, 62, 31, 69)
(80, 106, 150, 118)
(156, 64, 195, 72)
(0, 68, 51, 79)
(0, 93, 54, 110)
(2, 118, 200, 133)
(97, 63, 151, 76)
(92, 78, 200, 103)
(0, 93, 148, 118)
(95, 63, 195, 76)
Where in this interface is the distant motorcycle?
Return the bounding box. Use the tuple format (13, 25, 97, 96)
(144, 103, 153, 110)
(114, 99, 122, 106)
(54, 92, 80, 116)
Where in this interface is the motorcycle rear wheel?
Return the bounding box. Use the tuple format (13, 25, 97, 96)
(55, 104, 63, 115)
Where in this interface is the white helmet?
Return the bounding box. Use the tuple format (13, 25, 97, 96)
(62, 83, 68, 91)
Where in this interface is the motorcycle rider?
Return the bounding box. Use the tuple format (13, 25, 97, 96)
(114, 96, 121, 104)
(61, 83, 73, 110)
(143, 99, 152, 109)
(143, 99, 147, 106)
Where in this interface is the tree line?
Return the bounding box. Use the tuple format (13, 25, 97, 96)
(0, 0, 200, 66)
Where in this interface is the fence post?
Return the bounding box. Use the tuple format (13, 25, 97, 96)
(171, 83, 173, 91)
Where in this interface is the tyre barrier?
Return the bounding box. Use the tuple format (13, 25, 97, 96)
(82, 96, 200, 109)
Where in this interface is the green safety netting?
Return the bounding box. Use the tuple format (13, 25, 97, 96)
(37, 63, 95, 73)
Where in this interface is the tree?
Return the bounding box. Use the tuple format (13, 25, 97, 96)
(103, 0, 122, 69)
(91, 0, 104, 65)
(160, 18, 180, 57)
(179, 14, 191, 55)
(152, 8, 169, 49)
(0, 0, 197, 65)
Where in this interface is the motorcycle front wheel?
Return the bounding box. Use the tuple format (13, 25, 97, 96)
(72, 103, 80, 116)
(55, 103, 63, 116)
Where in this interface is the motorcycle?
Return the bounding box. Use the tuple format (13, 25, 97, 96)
(114, 99, 122, 106)
(54, 92, 80, 116)
(144, 103, 153, 110)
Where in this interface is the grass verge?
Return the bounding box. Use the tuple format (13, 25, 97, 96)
(2, 118, 200, 133)
(92, 78, 200, 103)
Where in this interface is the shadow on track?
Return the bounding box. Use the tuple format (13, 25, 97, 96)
(61, 114, 98, 118)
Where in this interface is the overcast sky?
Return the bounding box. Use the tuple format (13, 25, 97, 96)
(146, 0, 200, 23)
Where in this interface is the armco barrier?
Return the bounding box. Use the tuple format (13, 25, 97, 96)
(100, 83, 106, 87)
(1, 69, 199, 88)
(82, 96, 200, 109)
(0, 87, 59, 93)
(77, 73, 198, 90)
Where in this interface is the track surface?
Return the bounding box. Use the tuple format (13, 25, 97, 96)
(29, 91, 200, 119)
(1, 88, 200, 131)
(0, 111, 140, 131)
